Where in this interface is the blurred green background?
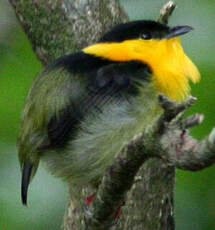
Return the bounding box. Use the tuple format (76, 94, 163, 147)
(0, 0, 214, 229)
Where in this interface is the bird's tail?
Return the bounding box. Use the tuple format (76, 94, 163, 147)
(21, 160, 39, 205)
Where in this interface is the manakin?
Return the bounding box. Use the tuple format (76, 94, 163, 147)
(18, 20, 200, 205)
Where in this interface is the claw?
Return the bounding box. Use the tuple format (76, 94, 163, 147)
(83, 193, 96, 217)
(83, 203, 94, 217)
(83, 193, 124, 226)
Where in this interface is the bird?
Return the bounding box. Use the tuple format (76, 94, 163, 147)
(17, 20, 200, 205)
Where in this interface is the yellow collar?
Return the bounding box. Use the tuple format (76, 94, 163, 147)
(83, 38, 200, 101)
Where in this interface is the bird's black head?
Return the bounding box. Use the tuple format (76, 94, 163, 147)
(100, 20, 193, 42)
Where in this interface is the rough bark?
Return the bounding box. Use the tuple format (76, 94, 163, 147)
(9, 0, 215, 230)
(9, 0, 128, 64)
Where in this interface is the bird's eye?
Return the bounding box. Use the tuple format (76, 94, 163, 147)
(140, 33, 151, 40)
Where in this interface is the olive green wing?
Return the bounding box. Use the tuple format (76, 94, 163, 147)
(18, 68, 81, 204)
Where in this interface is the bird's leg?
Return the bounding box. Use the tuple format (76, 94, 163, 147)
(83, 193, 124, 222)
(83, 193, 95, 218)
(114, 201, 125, 219)
(84, 193, 96, 205)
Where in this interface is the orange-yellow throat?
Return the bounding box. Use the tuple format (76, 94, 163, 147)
(83, 38, 200, 101)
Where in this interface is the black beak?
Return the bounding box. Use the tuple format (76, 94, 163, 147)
(165, 25, 193, 39)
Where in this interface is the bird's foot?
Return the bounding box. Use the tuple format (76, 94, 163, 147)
(83, 193, 124, 226)
(83, 193, 96, 217)
(84, 193, 96, 205)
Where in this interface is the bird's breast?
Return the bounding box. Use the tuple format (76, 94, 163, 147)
(42, 83, 162, 186)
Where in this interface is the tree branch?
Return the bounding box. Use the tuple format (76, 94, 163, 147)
(157, 1, 176, 25)
(85, 92, 215, 229)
